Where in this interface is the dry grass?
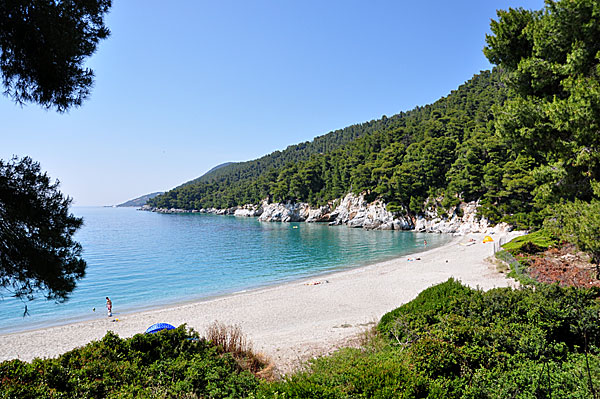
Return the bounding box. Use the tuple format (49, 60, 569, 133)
(204, 321, 277, 380)
(487, 255, 509, 274)
(356, 321, 386, 352)
(205, 321, 250, 356)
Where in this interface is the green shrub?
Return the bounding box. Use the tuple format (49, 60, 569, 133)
(258, 280, 600, 398)
(4, 282, 600, 398)
(378, 278, 473, 341)
(0, 326, 260, 399)
(257, 347, 424, 399)
(502, 229, 557, 255)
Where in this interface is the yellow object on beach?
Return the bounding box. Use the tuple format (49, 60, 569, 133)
(482, 236, 493, 243)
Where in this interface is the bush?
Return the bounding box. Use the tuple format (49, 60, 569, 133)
(3, 282, 599, 398)
(0, 326, 261, 398)
(258, 279, 600, 398)
(205, 321, 274, 378)
(378, 278, 473, 342)
(502, 229, 557, 255)
(257, 347, 424, 399)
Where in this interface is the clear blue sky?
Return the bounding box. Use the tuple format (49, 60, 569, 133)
(0, 0, 544, 206)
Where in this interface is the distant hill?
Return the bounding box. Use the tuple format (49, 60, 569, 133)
(115, 164, 231, 208)
(117, 192, 164, 207)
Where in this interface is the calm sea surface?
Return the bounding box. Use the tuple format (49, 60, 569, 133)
(1, 207, 452, 334)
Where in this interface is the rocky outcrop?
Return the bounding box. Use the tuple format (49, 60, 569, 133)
(141, 194, 512, 235)
(326, 194, 413, 230)
(258, 202, 311, 222)
(414, 200, 512, 235)
(234, 204, 263, 217)
(215, 207, 237, 215)
(140, 205, 188, 214)
(255, 193, 413, 230)
(305, 205, 336, 223)
(141, 205, 238, 215)
(255, 194, 512, 234)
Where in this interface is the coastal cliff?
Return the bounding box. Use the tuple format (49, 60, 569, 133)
(143, 193, 511, 235)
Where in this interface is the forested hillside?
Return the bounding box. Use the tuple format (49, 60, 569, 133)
(151, 0, 600, 234)
(4, 2, 600, 397)
(185, 117, 397, 186)
(150, 70, 519, 220)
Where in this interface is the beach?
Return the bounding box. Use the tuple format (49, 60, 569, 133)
(0, 232, 520, 374)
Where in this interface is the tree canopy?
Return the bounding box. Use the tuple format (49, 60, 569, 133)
(484, 0, 600, 260)
(0, 0, 112, 111)
(150, 70, 521, 222)
(484, 0, 600, 206)
(0, 157, 86, 302)
(150, 0, 600, 238)
(0, 2, 111, 307)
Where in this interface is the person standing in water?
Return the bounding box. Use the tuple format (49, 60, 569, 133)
(424, 239, 427, 248)
(106, 297, 112, 317)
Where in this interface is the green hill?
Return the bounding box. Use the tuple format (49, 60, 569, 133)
(151, 0, 600, 232)
(178, 117, 399, 189)
(193, 162, 234, 183)
(150, 69, 519, 223)
(117, 192, 163, 207)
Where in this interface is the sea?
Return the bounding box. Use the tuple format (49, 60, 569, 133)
(0, 207, 452, 334)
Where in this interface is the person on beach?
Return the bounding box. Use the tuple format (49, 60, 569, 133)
(106, 297, 112, 317)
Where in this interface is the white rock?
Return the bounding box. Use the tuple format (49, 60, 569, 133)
(167, 193, 514, 235)
(258, 202, 310, 222)
(234, 205, 263, 217)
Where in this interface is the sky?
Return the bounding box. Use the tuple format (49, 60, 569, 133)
(0, 0, 545, 206)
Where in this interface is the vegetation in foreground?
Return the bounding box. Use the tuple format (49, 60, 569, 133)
(258, 279, 600, 398)
(2, 279, 599, 398)
(0, 324, 268, 399)
(2, 0, 600, 398)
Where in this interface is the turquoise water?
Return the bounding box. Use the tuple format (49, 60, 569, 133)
(1, 207, 452, 334)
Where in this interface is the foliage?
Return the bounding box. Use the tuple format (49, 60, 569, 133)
(495, 249, 538, 286)
(150, 70, 521, 220)
(501, 229, 557, 255)
(0, 156, 85, 302)
(3, 283, 599, 398)
(257, 347, 420, 399)
(482, 0, 600, 264)
(149, 0, 600, 234)
(485, 0, 600, 218)
(377, 279, 473, 339)
(544, 181, 600, 277)
(0, 0, 112, 111)
(257, 280, 600, 398)
(204, 321, 273, 378)
(0, 326, 261, 399)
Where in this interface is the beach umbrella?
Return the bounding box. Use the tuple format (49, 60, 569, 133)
(145, 323, 176, 334)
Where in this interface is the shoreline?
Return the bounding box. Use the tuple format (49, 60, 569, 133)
(1, 229, 453, 336)
(0, 235, 455, 336)
(0, 231, 520, 373)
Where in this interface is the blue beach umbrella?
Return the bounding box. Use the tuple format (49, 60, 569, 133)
(145, 323, 176, 334)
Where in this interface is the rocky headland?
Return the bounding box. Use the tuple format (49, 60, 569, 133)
(141, 193, 511, 235)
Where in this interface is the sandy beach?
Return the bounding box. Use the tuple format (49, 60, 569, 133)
(0, 231, 520, 373)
